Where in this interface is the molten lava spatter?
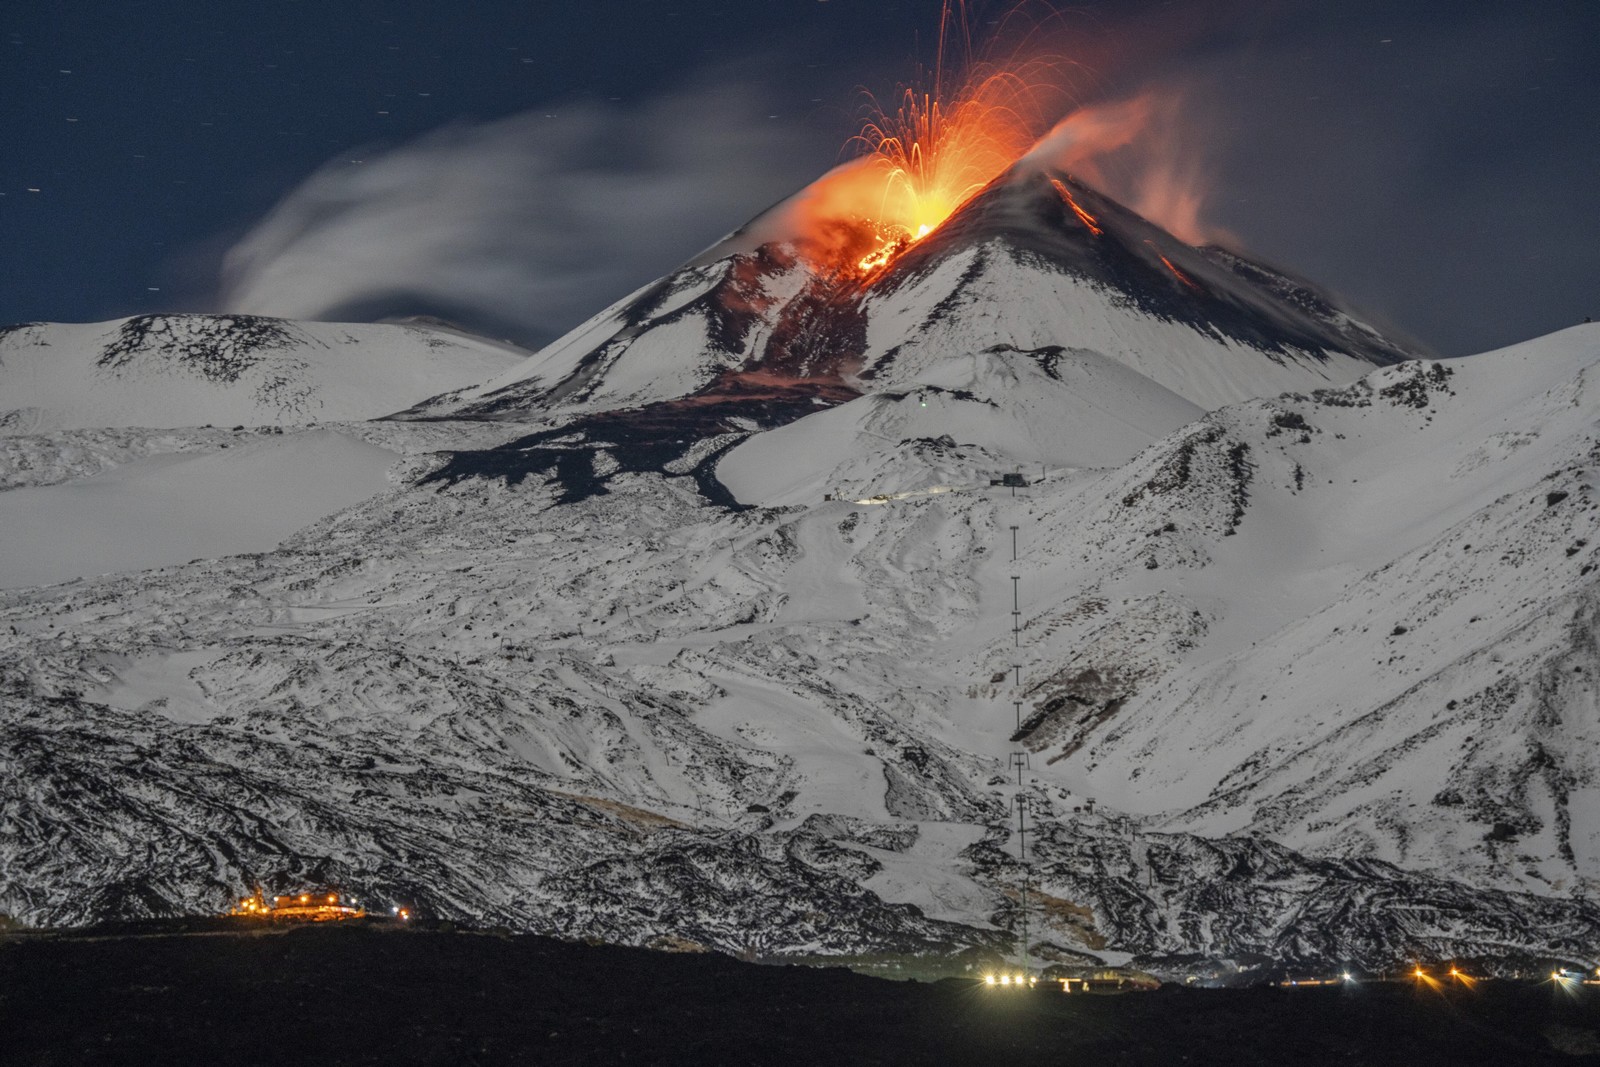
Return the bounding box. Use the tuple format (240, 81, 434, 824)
(781, 3, 1221, 283)
(845, 77, 1047, 271)
(790, 4, 1069, 280)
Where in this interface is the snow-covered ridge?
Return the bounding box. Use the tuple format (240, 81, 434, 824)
(0, 314, 524, 432)
(854, 241, 1383, 413)
(1002, 329, 1600, 894)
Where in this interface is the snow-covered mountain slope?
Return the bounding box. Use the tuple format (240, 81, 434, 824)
(404, 169, 1415, 429)
(0, 314, 524, 432)
(851, 170, 1410, 410)
(716, 346, 1203, 507)
(1006, 326, 1600, 893)
(0, 428, 400, 590)
(404, 243, 836, 420)
(2, 307, 1596, 973)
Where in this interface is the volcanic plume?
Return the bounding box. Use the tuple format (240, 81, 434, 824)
(783, 2, 1209, 282)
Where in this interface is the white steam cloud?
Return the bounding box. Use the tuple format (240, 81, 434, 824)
(221, 81, 827, 345)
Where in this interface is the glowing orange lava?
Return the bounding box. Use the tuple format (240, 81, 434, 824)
(1146, 240, 1200, 291)
(1158, 247, 1196, 286)
(845, 77, 1047, 270)
(790, 3, 1069, 279)
(783, 2, 1216, 280)
(1049, 177, 1102, 235)
(1160, 255, 1197, 289)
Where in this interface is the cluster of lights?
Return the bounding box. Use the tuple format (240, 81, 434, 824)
(227, 890, 367, 920)
(1280, 975, 1351, 987)
(232, 895, 269, 916)
(982, 973, 1036, 988)
(987, 964, 1600, 992)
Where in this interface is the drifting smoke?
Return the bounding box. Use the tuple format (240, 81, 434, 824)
(764, 1, 1228, 279)
(221, 81, 829, 346)
(1026, 89, 1226, 247)
(776, 90, 1227, 279)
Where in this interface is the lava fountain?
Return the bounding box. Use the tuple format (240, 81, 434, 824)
(790, 2, 1073, 278)
(780, 2, 1218, 282)
(844, 68, 1059, 272)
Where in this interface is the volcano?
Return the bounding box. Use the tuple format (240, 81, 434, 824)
(406, 167, 1413, 422)
(402, 165, 1418, 506)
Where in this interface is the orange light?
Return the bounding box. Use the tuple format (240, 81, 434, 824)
(1158, 254, 1198, 289)
(848, 83, 1037, 259)
(791, 3, 1070, 280)
(1142, 239, 1200, 291)
(1050, 178, 1102, 236)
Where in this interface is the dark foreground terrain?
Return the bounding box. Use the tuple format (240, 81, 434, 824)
(3, 921, 1599, 1065)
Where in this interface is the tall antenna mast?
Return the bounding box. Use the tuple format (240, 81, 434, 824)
(994, 473, 1036, 977)
(1012, 792, 1030, 974)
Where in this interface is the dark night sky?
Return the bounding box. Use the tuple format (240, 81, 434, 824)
(3, 1, 1596, 356)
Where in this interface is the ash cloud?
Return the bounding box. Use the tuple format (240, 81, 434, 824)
(220, 80, 832, 348)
